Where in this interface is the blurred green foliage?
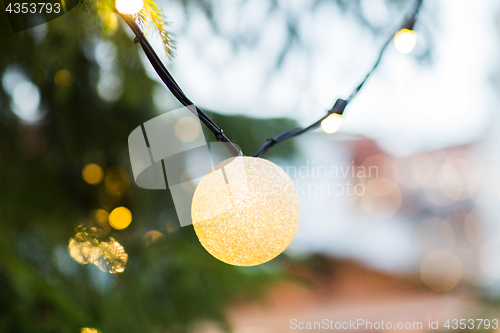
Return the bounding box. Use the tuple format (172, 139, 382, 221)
(0, 0, 432, 331)
(0, 6, 297, 332)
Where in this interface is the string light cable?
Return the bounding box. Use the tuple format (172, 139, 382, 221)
(253, 0, 423, 157)
(119, 0, 423, 158)
(120, 14, 241, 157)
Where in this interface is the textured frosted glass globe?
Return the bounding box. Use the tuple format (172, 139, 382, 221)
(192, 156, 300, 266)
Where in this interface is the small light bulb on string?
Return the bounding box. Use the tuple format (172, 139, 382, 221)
(191, 156, 300, 266)
(115, 0, 144, 15)
(394, 28, 418, 54)
(321, 113, 343, 134)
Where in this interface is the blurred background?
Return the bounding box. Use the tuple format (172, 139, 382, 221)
(1, 0, 500, 332)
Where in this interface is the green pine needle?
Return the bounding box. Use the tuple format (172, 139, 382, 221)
(78, 0, 176, 56)
(136, 0, 176, 57)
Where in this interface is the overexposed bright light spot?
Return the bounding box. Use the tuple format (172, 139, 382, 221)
(394, 28, 417, 54)
(321, 114, 343, 134)
(115, 0, 143, 14)
(95, 41, 123, 102)
(2, 69, 42, 123)
(27, 24, 48, 44)
(94, 41, 117, 69)
(12, 81, 42, 123)
(2, 69, 24, 93)
(97, 73, 123, 102)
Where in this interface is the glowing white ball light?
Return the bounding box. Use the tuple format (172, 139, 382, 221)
(115, 0, 144, 15)
(394, 28, 417, 54)
(191, 156, 300, 266)
(321, 113, 343, 134)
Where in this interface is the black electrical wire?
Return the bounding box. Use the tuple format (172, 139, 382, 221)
(346, 0, 423, 104)
(120, 0, 423, 158)
(120, 14, 241, 157)
(253, 0, 424, 157)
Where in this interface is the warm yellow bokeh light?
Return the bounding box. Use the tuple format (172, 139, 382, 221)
(82, 163, 104, 185)
(321, 114, 343, 134)
(80, 328, 101, 333)
(104, 166, 130, 196)
(365, 177, 397, 197)
(143, 230, 166, 246)
(109, 207, 132, 230)
(91, 209, 110, 228)
(174, 117, 201, 142)
(95, 237, 128, 273)
(394, 28, 417, 54)
(115, 0, 143, 14)
(192, 156, 300, 266)
(68, 226, 128, 273)
(54, 69, 73, 87)
(420, 250, 462, 292)
(68, 229, 100, 264)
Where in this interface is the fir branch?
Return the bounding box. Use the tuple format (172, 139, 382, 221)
(78, 0, 93, 13)
(96, 0, 118, 36)
(139, 0, 176, 57)
(77, 0, 175, 56)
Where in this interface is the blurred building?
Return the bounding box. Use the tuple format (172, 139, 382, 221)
(194, 135, 500, 332)
(285, 133, 499, 296)
(197, 256, 472, 333)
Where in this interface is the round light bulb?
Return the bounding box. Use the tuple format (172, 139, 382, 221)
(191, 156, 300, 266)
(394, 28, 417, 54)
(321, 113, 343, 134)
(115, 0, 144, 15)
